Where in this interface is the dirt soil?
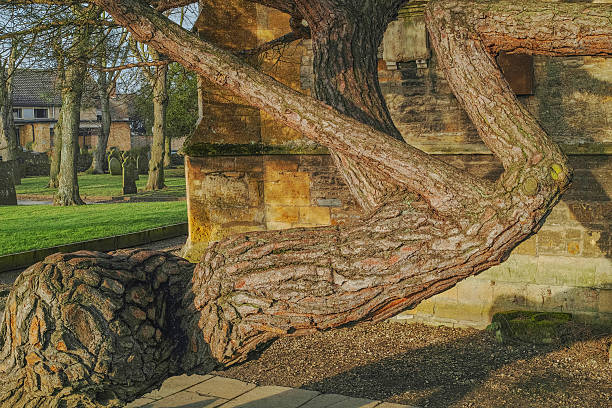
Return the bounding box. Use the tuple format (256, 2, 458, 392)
(213, 320, 611, 408)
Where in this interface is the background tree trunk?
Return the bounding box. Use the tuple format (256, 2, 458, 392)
(93, 70, 112, 174)
(47, 109, 63, 188)
(54, 61, 87, 206)
(0, 44, 21, 186)
(145, 49, 167, 191)
(164, 135, 171, 167)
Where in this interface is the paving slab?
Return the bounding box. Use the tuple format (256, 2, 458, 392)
(148, 392, 227, 407)
(189, 376, 256, 399)
(300, 393, 380, 408)
(144, 374, 213, 400)
(125, 397, 156, 408)
(218, 385, 320, 408)
(126, 375, 418, 408)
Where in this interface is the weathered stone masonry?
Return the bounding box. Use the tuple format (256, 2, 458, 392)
(182, 0, 611, 328)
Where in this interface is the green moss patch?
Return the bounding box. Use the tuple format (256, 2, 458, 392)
(487, 310, 573, 344)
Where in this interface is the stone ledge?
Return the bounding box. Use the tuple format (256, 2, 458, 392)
(0, 223, 188, 273)
(181, 142, 612, 157)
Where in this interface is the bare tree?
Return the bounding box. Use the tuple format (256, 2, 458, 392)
(0, 42, 20, 185)
(0, 0, 609, 406)
(91, 25, 128, 174)
(130, 39, 168, 190)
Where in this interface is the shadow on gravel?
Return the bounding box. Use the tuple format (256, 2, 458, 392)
(302, 317, 610, 408)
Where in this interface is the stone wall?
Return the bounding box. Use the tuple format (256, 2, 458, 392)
(20, 151, 49, 177)
(183, 0, 612, 327)
(108, 122, 132, 151)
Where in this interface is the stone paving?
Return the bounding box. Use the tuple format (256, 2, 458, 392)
(126, 374, 417, 408)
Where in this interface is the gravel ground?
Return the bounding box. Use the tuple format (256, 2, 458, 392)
(212, 321, 611, 408)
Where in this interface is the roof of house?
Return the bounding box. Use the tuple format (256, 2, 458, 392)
(12, 69, 62, 107)
(12, 69, 131, 121)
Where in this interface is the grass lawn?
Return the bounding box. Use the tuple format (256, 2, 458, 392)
(15, 167, 186, 199)
(0, 201, 187, 255)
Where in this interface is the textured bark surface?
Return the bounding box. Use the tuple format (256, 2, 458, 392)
(48, 109, 63, 189)
(54, 61, 86, 206)
(296, 0, 406, 211)
(93, 71, 112, 175)
(145, 48, 168, 191)
(1, 0, 609, 406)
(0, 45, 21, 185)
(0, 250, 198, 407)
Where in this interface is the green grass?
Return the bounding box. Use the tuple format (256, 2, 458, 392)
(15, 167, 186, 199)
(0, 201, 187, 255)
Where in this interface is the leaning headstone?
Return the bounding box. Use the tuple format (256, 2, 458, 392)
(122, 155, 138, 195)
(0, 161, 17, 206)
(137, 154, 148, 175)
(109, 157, 122, 176)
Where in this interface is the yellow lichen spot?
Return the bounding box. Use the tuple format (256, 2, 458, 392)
(550, 163, 564, 180)
(550, 169, 559, 180)
(25, 352, 41, 366)
(522, 177, 539, 196)
(55, 341, 68, 352)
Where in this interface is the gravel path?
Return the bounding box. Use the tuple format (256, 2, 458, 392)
(212, 320, 611, 408)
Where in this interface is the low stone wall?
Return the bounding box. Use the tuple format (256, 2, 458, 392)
(20, 151, 49, 177)
(184, 151, 611, 327)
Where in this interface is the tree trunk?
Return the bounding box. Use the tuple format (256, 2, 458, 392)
(295, 0, 407, 210)
(93, 71, 111, 174)
(47, 110, 63, 188)
(145, 49, 167, 191)
(54, 61, 86, 206)
(0, 45, 21, 185)
(1, 0, 609, 406)
(164, 134, 171, 168)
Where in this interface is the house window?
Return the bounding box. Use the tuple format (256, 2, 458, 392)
(50, 127, 54, 147)
(22, 108, 34, 119)
(12, 108, 22, 118)
(34, 108, 48, 119)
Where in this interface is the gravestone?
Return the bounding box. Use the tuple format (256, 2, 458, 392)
(109, 157, 122, 176)
(122, 155, 138, 195)
(137, 153, 148, 175)
(0, 161, 17, 206)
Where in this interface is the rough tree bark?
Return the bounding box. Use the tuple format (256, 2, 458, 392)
(164, 134, 171, 167)
(0, 0, 610, 406)
(145, 48, 168, 190)
(93, 68, 112, 174)
(47, 109, 63, 189)
(0, 44, 21, 185)
(54, 59, 88, 206)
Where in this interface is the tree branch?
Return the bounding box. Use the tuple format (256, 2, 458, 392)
(92, 0, 494, 214)
(237, 28, 309, 57)
(92, 59, 170, 71)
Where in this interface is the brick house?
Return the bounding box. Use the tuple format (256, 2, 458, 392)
(11, 69, 133, 153)
(182, 0, 611, 328)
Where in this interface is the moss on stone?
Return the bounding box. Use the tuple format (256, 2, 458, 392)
(181, 142, 329, 157)
(487, 310, 572, 344)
